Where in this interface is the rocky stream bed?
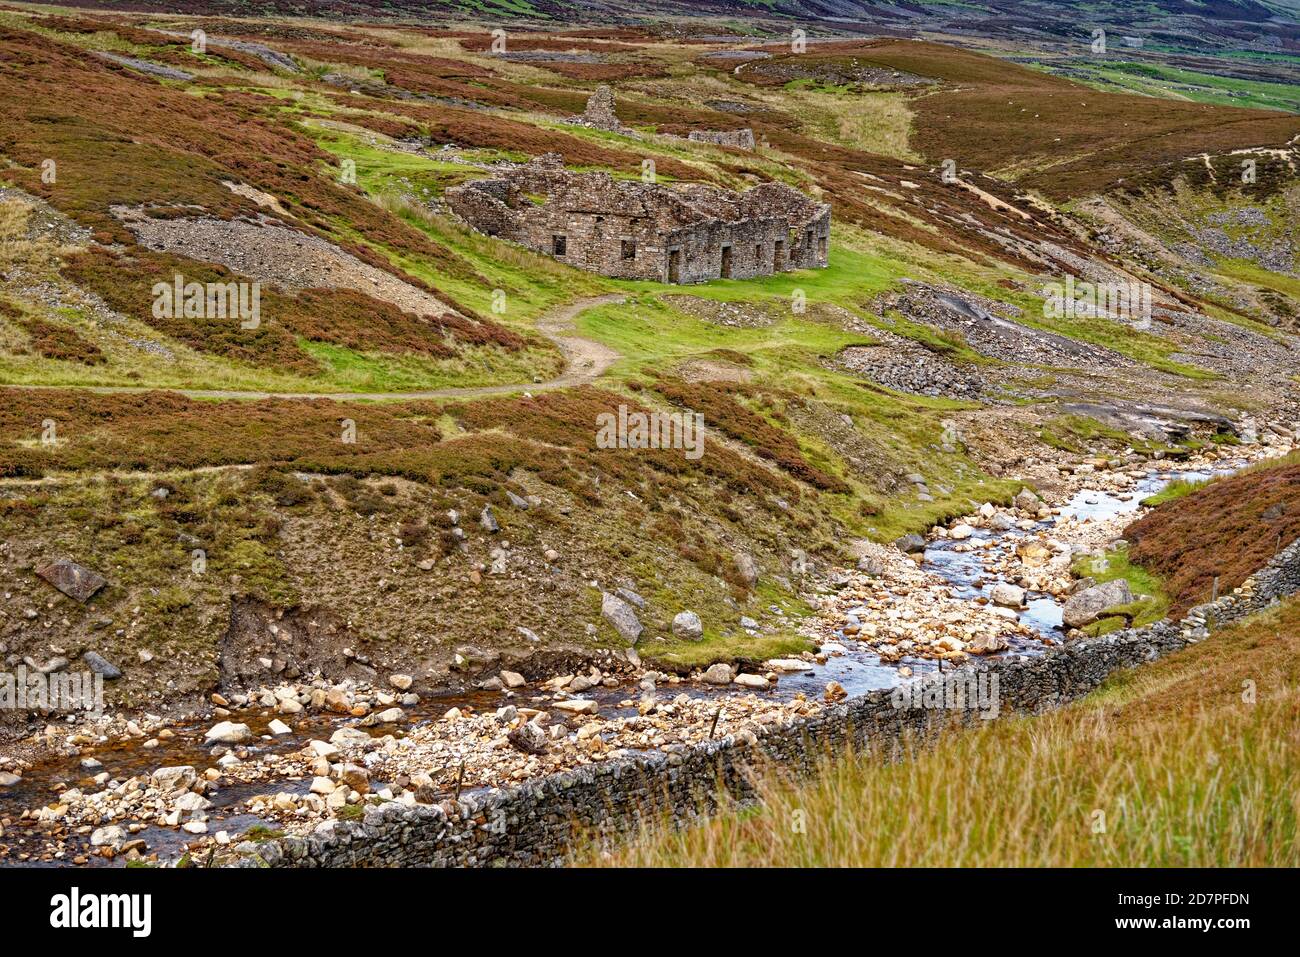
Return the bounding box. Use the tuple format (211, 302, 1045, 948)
(0, 434, 1294, 867)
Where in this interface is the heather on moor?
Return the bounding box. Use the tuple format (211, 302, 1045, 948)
(0, 0, 1297, 918)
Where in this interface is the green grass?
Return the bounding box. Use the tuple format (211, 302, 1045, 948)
(1215, 258, 1300, 301)
(1072, 544, 1170, 632)
(306, 124, 610, 322)
(1034, 413, 1167, 455)
(582, 598, 1300, 867)
(0, 316, 557, 395)
(645, 580, 815, 670)
(1064, 60, 1300, 114)
(1140, 476, 1208, 508)
(297, 339, 560, 393)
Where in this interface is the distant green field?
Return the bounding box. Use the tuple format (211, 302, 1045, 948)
(1027, 59, 1300, 113)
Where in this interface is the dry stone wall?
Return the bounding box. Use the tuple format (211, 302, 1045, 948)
(688, 128, 756, 150)
(235, 538, 1300, 869)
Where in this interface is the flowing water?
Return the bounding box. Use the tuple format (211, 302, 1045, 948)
(0, 465, 1232, 865)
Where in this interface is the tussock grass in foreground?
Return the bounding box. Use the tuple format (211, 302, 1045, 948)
(581, 601, 1300, 867)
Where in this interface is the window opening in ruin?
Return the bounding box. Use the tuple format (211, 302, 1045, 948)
(818, 235, 827, 258)
(720, 245, 733, 279)
(553, 235, 567, 256)
(754, 244, 762, 264)
(621, 239, 636, 260)
(668, 248, 681, 283)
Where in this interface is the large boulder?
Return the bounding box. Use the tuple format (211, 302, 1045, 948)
(90, 825, 126, 849)
(893, 533, 926, 554)
(150, 766, 197, 792)
(203, 721, 252, 745)
(989, 582, 1025, 608)
(1062, 579, 1134, 628)
(1014, 488, 1041, 512)
(967, 631, 1010, 655)
(36, 559, 107, 603)
(671, 611, 703, 641)
(701, 663, 734, 685)
(734, 553, 759, 588)
(601, 591, 643, 644)
(507, 721, 548, 755)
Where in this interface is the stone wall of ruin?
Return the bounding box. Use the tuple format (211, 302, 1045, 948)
(445, 162, 831, 285)
(688, 129, 756, 150)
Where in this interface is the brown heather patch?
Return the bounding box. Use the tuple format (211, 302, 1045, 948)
(33, 13, 190, 49)
(0, 388, 813, 585)
(653, 379, 850, 494)
(30, 12, 268, 72)
(0, 389, 442, 479)
(327, 111, 423, 140)
(62, 248, 317, 374)
(1126, 461, 1300, 618)
(450, 386, 798, 502)
(1119, 150, 1300, 202)
(324, 95, 706, 182)
(0, 296, 102, 362)
(532, 61, 670, 82)
(281, 38, 591, 113)
(285, 39, 494, 80)
(744, 39, 1300, 201)
(456, 35, 646, 54)
(62, 246, 526, 370)
(285, 286, 527, 353)
(0, 25, 480, 309)
(552, 28, 663, 42)
(12, 314, 106, 365)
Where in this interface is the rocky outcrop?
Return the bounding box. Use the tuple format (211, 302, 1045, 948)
(600, 592, 643, 644)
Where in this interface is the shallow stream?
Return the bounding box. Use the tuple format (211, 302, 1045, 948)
(0, 465, 1230, 864)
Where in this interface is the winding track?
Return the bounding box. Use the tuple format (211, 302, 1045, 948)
(6, 294, 626, 402)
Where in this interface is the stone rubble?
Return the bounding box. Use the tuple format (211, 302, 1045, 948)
(3, 424, 1295, 866)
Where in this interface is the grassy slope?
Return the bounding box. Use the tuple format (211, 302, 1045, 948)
(0, 9, 1294, 679)
(583, 597, 1300, 867)
(1039, 60, 1300, 114)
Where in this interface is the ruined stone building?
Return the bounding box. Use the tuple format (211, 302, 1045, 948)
(445, 154, 831, 283)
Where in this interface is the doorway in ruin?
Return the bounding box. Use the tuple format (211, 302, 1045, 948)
(774, 238, 785, 270)
(668, 248, 681, 283)
(720, 245, 733, 279)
